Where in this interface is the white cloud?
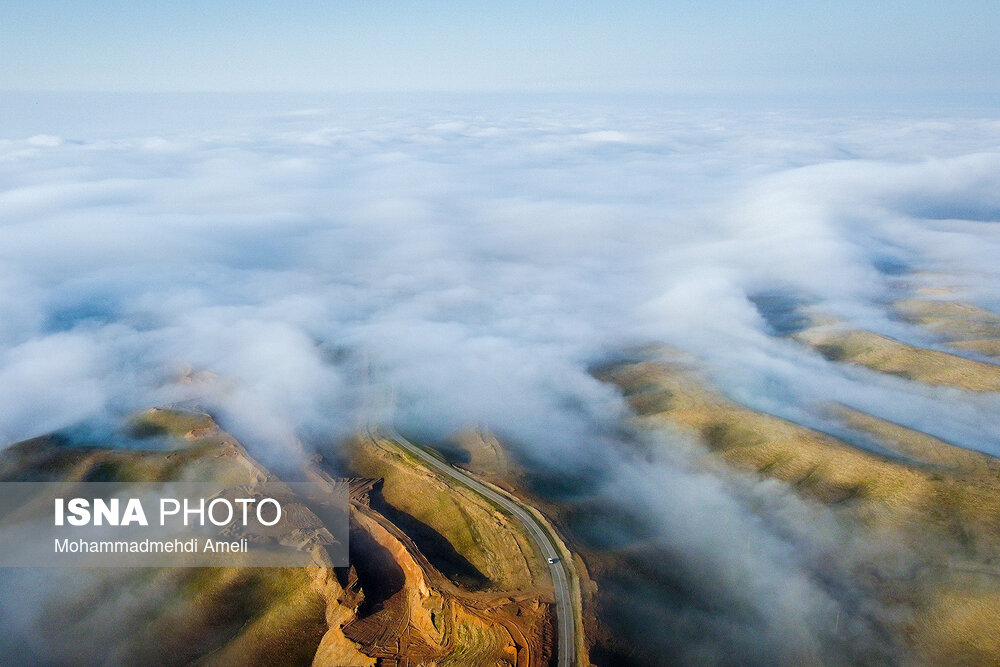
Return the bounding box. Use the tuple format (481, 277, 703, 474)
(1, 96, 999, 662)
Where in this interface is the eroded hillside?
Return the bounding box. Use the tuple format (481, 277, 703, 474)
(0, 410, 560, 666)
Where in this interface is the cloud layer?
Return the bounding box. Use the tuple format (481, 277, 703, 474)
(2, 94, 999, 663)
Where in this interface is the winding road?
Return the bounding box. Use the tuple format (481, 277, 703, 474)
(374, 425, 578, 667)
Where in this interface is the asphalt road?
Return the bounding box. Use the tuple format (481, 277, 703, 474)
(375, 425, 577, 667)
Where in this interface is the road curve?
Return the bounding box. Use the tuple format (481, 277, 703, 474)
(373, 425, 578, 667)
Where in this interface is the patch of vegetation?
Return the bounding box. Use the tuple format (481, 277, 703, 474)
(0, 416, 339, 667)
(348, 435, 545, 592)
(895, 298, 1000, 356)
(598, 358, 1000, 665)
(795, 326, 1000, 392)
(126, 408, 218, 440)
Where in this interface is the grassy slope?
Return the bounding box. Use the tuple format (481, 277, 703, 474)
(0, 410, 349, 667)
(598, 360, 1000, 664)
(347, 434, 547, 592)
(895, 298, 1000, 359)
(794, 325, 1000, 392)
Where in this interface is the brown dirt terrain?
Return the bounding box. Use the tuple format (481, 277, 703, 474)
(436, 429, 597, 667)
(334, 434, 557, 666)
(0, 410, 558, 666)
(345, 434, 549, 593)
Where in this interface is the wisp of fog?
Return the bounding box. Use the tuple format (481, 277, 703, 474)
(1, 93, 999, 664)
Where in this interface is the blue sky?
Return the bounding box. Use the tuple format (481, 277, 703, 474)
(1, 1, 998, 93)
